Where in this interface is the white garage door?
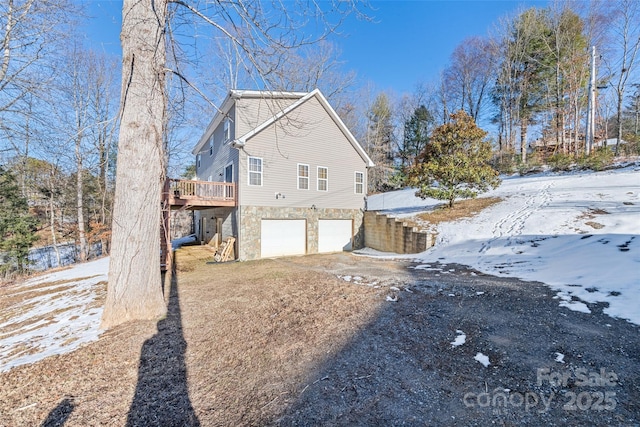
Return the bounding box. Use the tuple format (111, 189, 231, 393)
(261, 219, 306, 258)
(318, 219, 353, 253)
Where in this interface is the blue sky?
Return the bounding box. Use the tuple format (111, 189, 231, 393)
(83, 0, 548, 95)
(329, 0, 547, 94)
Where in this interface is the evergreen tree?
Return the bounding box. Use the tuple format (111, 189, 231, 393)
(407, 111, 501, 208)
(401, 105, 433, 167)
(0, 166, 38, 276)
(493, 8, 554, 161)
(623, 84, 640, 141)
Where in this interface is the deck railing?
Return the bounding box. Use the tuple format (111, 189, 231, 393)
(167, 179, 236, 203)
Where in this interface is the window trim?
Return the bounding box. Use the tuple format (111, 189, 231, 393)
(224, 162, 234, 183)
(196, 154, 201, 170)
(317, 166, 328, 192)
(355, 171, 364, 194)
(248, 156, 263, 186)
(223, 118, 231, 142)
(209, 135, 214, 156)
(297, 163, 310, 190)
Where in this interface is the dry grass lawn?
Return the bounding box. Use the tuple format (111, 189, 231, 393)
(415, 197, 502, 226)
(0, 247, 386, 426)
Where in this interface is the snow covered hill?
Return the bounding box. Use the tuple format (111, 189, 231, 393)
(367, 163, 640, 325)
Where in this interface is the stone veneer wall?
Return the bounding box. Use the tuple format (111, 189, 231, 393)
(170, 210, 194, 239)
(239, 206, 364, 260)
(364, 211, 436, 254)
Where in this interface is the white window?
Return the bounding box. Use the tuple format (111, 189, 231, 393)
(317, 166, 328, 191)
(355, 171, 364, 194)
(298, 164, 309, 190)
(248, 156, 262, 186)
(209, 136, 214, 156)
(196, 154, 201, 170)
(223, 118, 231, 142)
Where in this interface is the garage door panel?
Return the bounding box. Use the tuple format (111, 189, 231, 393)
(318, 219, 353, 253)
(261, 220, 306, 258)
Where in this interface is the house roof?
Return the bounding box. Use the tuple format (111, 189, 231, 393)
(594, 138, 628, 147)
(192, 89, 374, 167)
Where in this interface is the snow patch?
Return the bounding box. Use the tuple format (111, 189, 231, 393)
(172, 234, 197, 250)
(451, 330, 466, 347)
(0, 257, 109, 372)
(474, 352, 491, 367)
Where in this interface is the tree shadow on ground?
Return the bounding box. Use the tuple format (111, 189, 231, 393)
(40, 396, 74, 427)
(126, 263, 199, 426)
(274, 261, 640, 426)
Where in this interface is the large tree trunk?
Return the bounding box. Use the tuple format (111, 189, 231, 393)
(101, 0, 168, 329)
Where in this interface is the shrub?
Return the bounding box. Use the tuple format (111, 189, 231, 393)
(407, 111, 501, 208)
(547, 152, 575, 171)
(491, 151, 518, 174)
(517, 152, 545, 175)
(578, 147, 614, 171)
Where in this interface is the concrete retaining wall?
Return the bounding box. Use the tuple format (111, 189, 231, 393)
(364, 211, 436, 254)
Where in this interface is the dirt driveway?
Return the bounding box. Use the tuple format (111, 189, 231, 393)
(1, 247, 638, 426)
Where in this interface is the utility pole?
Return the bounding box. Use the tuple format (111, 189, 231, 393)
(585, 46, 596, 155)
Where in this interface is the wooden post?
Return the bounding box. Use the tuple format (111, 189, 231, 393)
(161, 179, 171, 272)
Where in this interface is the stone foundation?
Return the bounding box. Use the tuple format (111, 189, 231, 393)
(239, 206, 364, 260)
(170, 210, 194, 239)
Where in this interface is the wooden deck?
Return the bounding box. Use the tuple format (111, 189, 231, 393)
(161, 178, 236, 271)
(163, 179, 236, 208)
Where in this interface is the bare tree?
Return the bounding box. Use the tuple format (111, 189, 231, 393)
(269, 42, 357, 108)
(596, 81, 618, 140)
(70, 44, 90, 262)
(102, 0, 366, 329)
(364, 91, 395, 192)
(86, 52, 119, 234)
(443, 36, 498, 124)
(606, 0, 640, 153)
(53, 45, 118, 262)
(0, 0, 76, 151)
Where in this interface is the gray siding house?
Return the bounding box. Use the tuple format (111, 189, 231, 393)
(191, 89, 374, 260)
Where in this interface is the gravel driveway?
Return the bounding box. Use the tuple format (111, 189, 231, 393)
(276, 253, 640, 426)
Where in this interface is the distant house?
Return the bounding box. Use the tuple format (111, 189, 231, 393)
(531, 131, 629, 155)
(186, 89, 373, 260)
(593, 138, 628, 149)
